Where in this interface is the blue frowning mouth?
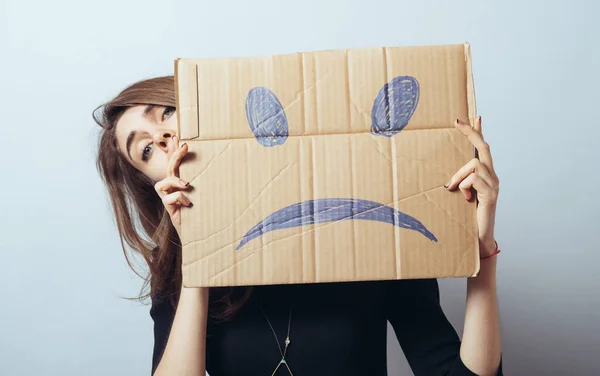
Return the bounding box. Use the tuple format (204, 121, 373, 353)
(236, 198, 438, 250)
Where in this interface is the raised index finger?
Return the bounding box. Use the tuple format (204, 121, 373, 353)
(455, 118, 494, 173)
(167, 136, 188, 177)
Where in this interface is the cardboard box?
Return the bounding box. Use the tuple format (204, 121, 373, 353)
(175, 43, 479, 288)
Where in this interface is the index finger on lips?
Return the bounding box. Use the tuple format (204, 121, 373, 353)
(455, 118, 494, 174)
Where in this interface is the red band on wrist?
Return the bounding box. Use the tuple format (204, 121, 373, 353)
(481, 241, 501, 260)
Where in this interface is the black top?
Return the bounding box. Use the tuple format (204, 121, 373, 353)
(150, 279, 502, 375)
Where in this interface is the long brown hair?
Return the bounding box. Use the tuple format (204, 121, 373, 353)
(93, 75, 251, 320)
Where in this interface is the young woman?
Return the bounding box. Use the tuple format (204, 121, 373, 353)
(94, 76, 503, 376)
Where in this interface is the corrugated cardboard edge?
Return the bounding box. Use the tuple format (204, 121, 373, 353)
(174, 58, 199, 140)
(464, 42, 481, 277)
(174, 58, 184, 139)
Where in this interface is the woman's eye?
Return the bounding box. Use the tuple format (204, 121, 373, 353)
(142, 144, 152, 161)
(162, 106, 175, 121)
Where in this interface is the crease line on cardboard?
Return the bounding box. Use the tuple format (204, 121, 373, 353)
(422, 192, 474, 235)
(243, 139, 261, 284)
(382, 47, 402, 276)
(345, 50, 358, 278)
(183, 186, 449, 266)
(299, 52, 306, 146)
(208, 248, 263, 283)
(349, 137, 358, 278)
(312, 54, 323, 278)
(310, 136, 318, 279)
(344, 49, 353, 138)
(181, 161, 297, 248)
(186, 126, 455, 143)
(314, 58, 321, 138)
(186, 141, 233, 185)
(368, 138, 393, 165)
(299, 140, 306, 282)
(301, 53, 316, 280)
(285, 68, 332, 115)
(294, 53, 334, 136)
(348, 98, 371, 122)
(390, 136, 402, 278)
(445, 129, 472, 161)
(452, 241, 476, 277)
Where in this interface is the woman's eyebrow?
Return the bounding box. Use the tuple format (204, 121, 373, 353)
(142, 104, 157, 120)
(126, 130, 138, 161)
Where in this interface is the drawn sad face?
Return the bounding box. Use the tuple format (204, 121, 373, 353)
(237, 76, 438, 250)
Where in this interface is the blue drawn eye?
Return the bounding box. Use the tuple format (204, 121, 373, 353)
(371, 76, 420, 137)
(245, 87, 289, 147)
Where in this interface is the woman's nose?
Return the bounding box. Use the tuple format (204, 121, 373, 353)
(153, 130, 176, 153)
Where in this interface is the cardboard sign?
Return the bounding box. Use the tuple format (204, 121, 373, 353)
(175, 43, 479, 287)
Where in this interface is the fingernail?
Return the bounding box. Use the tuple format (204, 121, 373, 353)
(181, 143, 187, 148)
(180, 179, 189, 186)
(444, 181, 451, 188)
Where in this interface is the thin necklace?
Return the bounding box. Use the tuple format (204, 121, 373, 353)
(259, 302, 295, 376)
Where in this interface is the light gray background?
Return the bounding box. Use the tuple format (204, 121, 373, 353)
(1, 0, 598, 375)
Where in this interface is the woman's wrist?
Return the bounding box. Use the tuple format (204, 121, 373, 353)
(480, 237, 498, 258)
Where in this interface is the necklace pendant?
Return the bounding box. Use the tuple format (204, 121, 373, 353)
(280, 359, 287, 364)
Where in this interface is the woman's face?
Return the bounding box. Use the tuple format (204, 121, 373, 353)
(115, 104, 178, 182)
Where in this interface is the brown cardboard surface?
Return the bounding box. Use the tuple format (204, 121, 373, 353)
(175, 43, 479, 287)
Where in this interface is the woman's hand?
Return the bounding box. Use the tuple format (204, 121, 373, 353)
(154, 136, 193, 237)
(445, 116, 500, 258)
